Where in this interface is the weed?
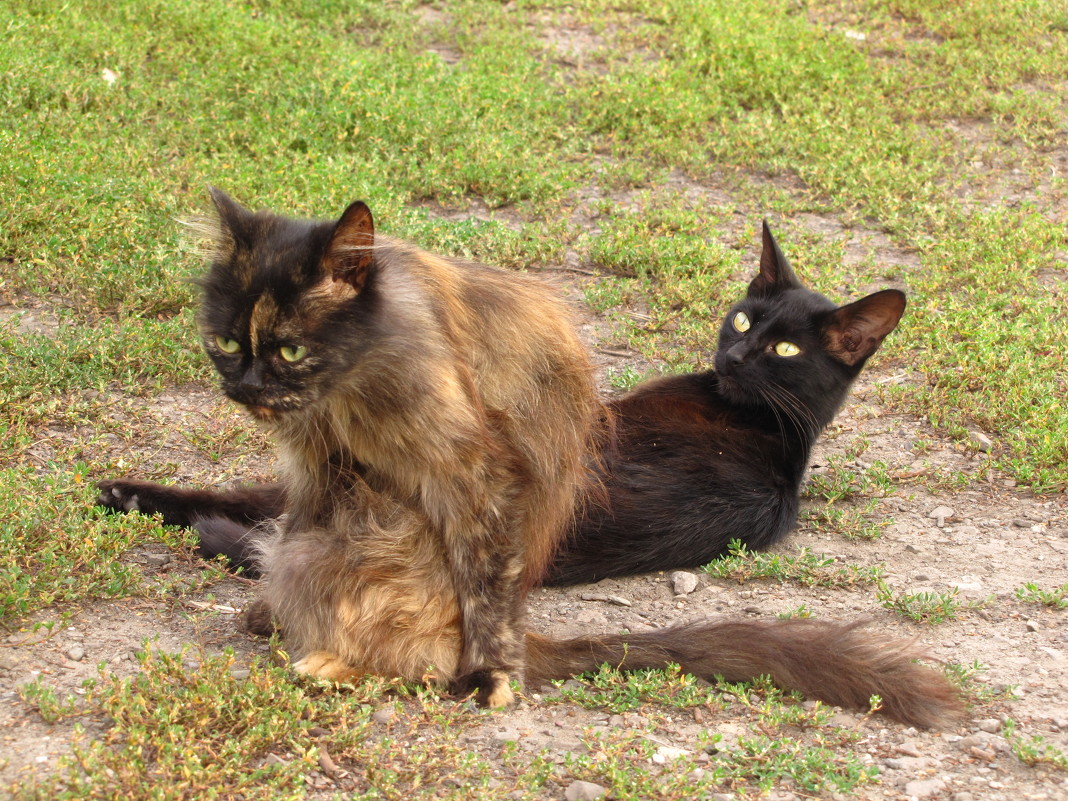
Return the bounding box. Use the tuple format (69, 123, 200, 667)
(703, 540, 884, 588)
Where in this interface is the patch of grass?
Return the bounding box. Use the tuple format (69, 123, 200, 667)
(942, 659, 1017, 706)
(875, 582, 962, 624)
(0, 470, 199, 621)
(1015, 582, 1068, 610)
(804, 499, 891, 541)
(550, 663, 725, 714)
(703, 540, 884, 588)
(1003, 719, 1068, 772)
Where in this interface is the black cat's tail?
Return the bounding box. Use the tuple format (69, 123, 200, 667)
(525, 618, 963, 729)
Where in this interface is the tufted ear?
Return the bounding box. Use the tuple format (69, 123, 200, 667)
(208, 187, 251, 236)
(823, 289, 907, 367)
(748, 220, 801, 297)
(321, 200, 375, 291)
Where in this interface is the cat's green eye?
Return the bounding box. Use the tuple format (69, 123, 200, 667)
(215, 336, 241, 354)
(775, 341, 801, 357)
(280, 344, 308, 363)
(732, 312, 751, 333)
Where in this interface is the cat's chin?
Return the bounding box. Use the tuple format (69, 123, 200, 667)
(714, 374, 759, 406)
(244, 404, 282, 421)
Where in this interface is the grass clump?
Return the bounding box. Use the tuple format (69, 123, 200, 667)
(703, 540, 884, 588)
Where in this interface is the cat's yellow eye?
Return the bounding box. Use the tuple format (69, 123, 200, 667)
(732, 312, 751, 333)
(279, 344, 308, 363)
(215, 336, 241, 354)
(775, 341, 801, 357)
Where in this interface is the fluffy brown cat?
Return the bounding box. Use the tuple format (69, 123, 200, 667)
(99, 192, 962, 726)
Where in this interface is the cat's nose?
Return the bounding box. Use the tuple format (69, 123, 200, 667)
(240, 365, 266, 392)
(725, 344, 745, 368)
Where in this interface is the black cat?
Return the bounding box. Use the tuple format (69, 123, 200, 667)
(546, 222, 905, 583)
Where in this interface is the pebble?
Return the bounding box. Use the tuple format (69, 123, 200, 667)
(145, 553, 171, 567)
(651, 745, 689, 764)
(670, 571, 699, 595)
(65, 645, 85, 662)
(229, 668, 250, 681)
(904, 778, 945, 798)
(491, 728, 520, 744)
(565, 780, 607, 801)
(1013, 518, 1033, 528)
(1026, 619, 1041, 632)
(372, 706, 397, 725)
(976, 718, 1001, 733)
(969, 431, 993, 453)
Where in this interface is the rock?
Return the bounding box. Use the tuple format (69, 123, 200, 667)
(651, 745, 689, 764)
(372, 706, 397, 725)
(1012, 518, 1032, 528)
(229, 668, 250, 680)
(928, 506, 954, 527)
(975, 718, 1001, 733)
(904, 778, 945, 798)
(65, 645, 85, 662)
(671, 571, 699, 595)
(491, 728, 520, 744)
(145, 553, 171, 567)
(565, 780, 608, 801)
(969, 431, 993, 453)
(1026, 619, 1041, 632)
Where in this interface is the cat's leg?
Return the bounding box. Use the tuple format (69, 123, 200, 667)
(434, 490, 527, 708)
(96, 479, 286, 527)
(97, 479, 286, 573)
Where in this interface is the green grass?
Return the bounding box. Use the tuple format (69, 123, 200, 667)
(703, 540, 884, 588)
(4, 0, 1068, 796)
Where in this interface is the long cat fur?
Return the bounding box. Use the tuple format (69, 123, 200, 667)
(98, 194, 962, 727)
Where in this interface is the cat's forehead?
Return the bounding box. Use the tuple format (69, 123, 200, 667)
(219, 214, 330, 292)
(737, 287, 833, 321)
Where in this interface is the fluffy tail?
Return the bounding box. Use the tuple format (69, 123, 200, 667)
(525, 618, 963, 729)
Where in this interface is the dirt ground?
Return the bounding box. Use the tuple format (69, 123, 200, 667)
(2, 226, 1067, 800)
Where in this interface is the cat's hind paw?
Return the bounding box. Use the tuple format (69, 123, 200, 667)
(293, 651, 362, 684)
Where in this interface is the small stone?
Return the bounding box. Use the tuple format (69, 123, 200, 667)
(904, 778, 945, 798)
(372, 706, 397, 725)
(565, 780, 608, 801)
(670, 571, 699, 595)
(65, 645, 85, 663)
(492, 728, 520, 744)
(1026, 619, 1041, 632)
(1013, 518, 1033, 528)
(229, 668, 250, 681)
(969, 431, 993, 453)
(905, 544, 921, 554)
(145, 553, 171, 567)
(606, 595, 632, 607)
(976, 718, 1001, 733)
(651, 745, 689, 764)
(896, 741, 923, 757)
(928, 506, 954, 527)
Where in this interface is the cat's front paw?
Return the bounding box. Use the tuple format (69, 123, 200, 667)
(452, 669, 516, 708)
(96, 479, 148, 514)
(293, 651, 361, 684)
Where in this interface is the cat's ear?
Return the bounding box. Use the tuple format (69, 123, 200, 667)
(209, 187, 251, 236)
(321, 200, 375, 291)
(748, 220, 800, 297)
(822, 289, 906, 367)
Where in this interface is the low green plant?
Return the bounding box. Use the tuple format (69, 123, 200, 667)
(1003, 719, 1068, 771)
(875, 582, 961, 624)
(703, 540, 884, 588)
(1015, 582, 1068, 609)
